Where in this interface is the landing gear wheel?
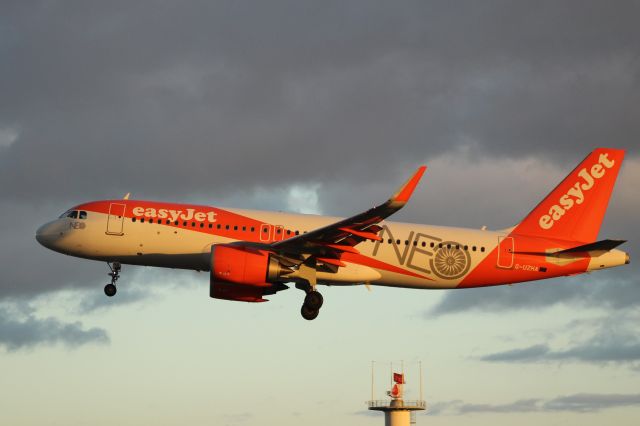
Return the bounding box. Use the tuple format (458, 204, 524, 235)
(104, 262, 122, 297)
(301, 304, 319, 321)
(304, 291, 324, 310)
(104, 283, 117, 297)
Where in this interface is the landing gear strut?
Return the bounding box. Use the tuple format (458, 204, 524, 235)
(104, 262, 121, 297)
(297, 283, 323, 321)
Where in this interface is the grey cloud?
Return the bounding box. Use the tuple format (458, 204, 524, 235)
(0, 306, 109, 351)
(77, 286, 151, 313)
(458, 399, 541, 414)
(0, 201, 108, 299)
(544, 393, 640, 412)
(429, 398, 543, 415)
(480, 320, 640, 366)
(480, 344, 550, 362)
(431, 393, 640, 415)
(429, 275, 640, 316)
(1, 1, 639, 205)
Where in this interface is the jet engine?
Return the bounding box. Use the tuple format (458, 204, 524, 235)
(209, 245, 291, 302)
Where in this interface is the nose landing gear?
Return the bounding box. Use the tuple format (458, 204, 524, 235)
(104, 262, 121, 297)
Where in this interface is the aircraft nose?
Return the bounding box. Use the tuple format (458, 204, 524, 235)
(36, 221, 59, 249)
(626, 253, 630, 265)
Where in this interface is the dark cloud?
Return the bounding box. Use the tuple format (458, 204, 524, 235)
(479, 316, 640, 366)
(429, 275, 640, 316)
(0, 305, 109, 351)
(76, 286, 152, 313)
(480, 344, 550, 362)
(544, 393, 640, 412)
(429, 398, 538, 415)
(1, 1, 639, 204)
(431, 393, 640, 415)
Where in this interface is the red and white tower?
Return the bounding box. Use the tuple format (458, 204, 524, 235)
(367, 362, 426, 426)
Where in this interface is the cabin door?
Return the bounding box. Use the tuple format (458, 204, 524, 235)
(106, 203, 126, 236)
(497, 236, 514, 269)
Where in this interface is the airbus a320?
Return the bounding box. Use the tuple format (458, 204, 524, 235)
(36, 148, 630, 320)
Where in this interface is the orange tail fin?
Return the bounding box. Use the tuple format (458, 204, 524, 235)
(513, 148, 625, 242)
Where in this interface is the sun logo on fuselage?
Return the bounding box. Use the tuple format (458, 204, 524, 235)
(430, 242, 471, 280)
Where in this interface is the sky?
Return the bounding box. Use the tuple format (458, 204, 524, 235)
(0, 1, 639, 425)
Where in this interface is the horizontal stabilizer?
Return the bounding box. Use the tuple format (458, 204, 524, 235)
(556, 239, 626, 255)
(514, 239, 626, 258)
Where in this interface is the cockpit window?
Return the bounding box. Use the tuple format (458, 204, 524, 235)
(59, 210, 83, 219)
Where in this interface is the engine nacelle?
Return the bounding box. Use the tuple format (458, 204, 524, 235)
(210, 245, 290, 302)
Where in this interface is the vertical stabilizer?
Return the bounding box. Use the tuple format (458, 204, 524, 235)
(513, 148, 625, 242)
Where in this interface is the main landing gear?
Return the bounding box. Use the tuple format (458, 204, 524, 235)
(104, 261, 121, 297)
(297, 283, 324, 321)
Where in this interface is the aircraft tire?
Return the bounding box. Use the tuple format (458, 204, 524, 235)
(304, 291, 324, 310)
(301, 304, 319, 321)
(104, 283, 117, 297)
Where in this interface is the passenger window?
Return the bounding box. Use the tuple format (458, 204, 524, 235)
(200, 223, 204, 228)
(472, 246, 477, 251)
(79, 211, 87, 219)
(405, 240, 409, 245)
(183, 221, 187, 226)
(234, 225, 238, 231)
(396, 239, 401, 245)
(464, 245, 468, 251)
(225, 225, 230, 230)
(192, 222, 196, 227)
(217, 224, 221, 229)
(209, 224, 213, 229)
(421, 242, 426, 247)
(149, 219, 154, 224)
(243, 226, 247, 231)
(132, 217, 136, 222)
(430, 242, 435, 248)
(295, 231, 299, 235)
(141, 218, 145, 223)
(438, 243, 442, 248)
(447, 244, 451, 249)
(175, 221, 179, 225)
(481, 247, 485, 252)
(251, 227, 255, 232)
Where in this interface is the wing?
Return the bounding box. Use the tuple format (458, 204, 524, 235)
(270, 166, 426, 277)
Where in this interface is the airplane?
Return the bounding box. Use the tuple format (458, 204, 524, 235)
(36, 148, 630, 320)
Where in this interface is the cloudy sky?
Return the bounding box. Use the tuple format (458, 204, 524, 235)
(1, 1, 639, 425)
